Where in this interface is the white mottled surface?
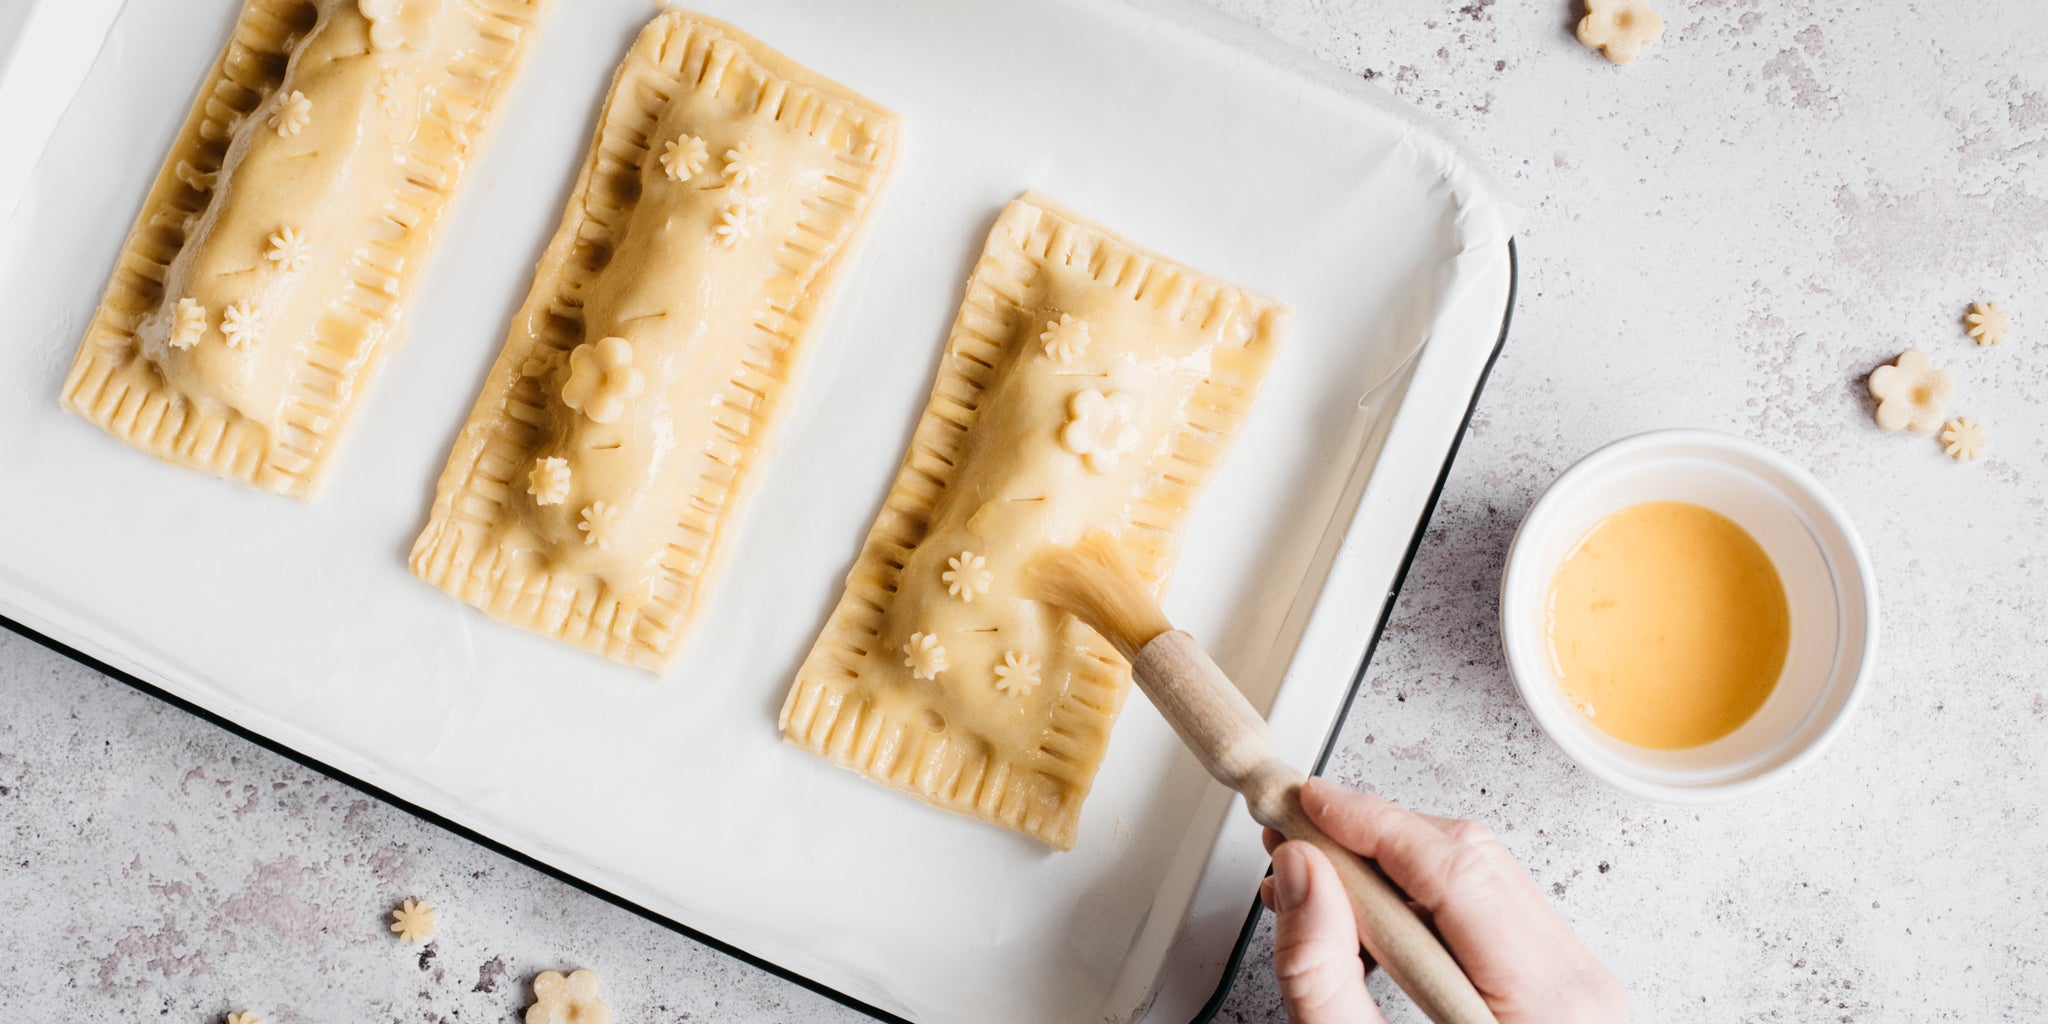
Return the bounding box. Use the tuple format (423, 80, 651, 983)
(4, 0, 2045, 1021)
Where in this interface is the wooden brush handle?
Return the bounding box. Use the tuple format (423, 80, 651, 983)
(1131, 631, 1497, 1024)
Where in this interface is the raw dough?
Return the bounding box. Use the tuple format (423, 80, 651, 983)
(526, 969, 608, 1024)
(1577, 0, 1665, 65)
(1867, 348, 1954, 435)
(409, 10, 900, 670)
(779, 194, 1287, 849)
(60, 0, 550, 498)
(389, 898, 438, 943)
(1941, 417, 1988, 461)
(1965, 301, 2012, 346)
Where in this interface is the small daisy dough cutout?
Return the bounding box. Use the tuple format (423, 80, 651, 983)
(1941, 417, 1988, 462)
(389, 898, 439, 944)
(1867, 348, 1954, 435)
(1965, 301, 2012, 346)
(660, 134, 708, 181)
(561, 336, 645, 424)
(220, 301, 262, 350)
(526, 969, 610, 1024)
(376, 69, 414, 120)
(1577, 0, 1664, 65)
(170, 298, 208, 350)
(1040, 313, 1091, 365)
(579, 500, 620, 550)
(942, 551, 993, 602)
(993, 651, 1040, 697)
(721, 141, 763, 189)
(269, 89, 312, 137)
(225, 1013, 264, 1024)
(713, 198, 754, 248)
(903, 631, 948, 680)
(265, 227, 312, 272)
(528, 456, 571, 506)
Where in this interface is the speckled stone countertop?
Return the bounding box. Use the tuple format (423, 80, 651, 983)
(4, 1, 2045, 1021)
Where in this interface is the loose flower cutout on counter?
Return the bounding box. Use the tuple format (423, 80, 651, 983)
(1040, 312, 1091, 365)
(389, 898, 439, 944)
(721, 140, 763, 189)
(903, 631, 948, 680)
(660, 134, 708, 181)
(1965, 301, 2012, 346)
(942, 551, 993, 602)
(221, 301, 262, 350)
(1061, 389, 1141, 472)
(225, 1013, 264, 1024)
(528, 457, 571, 506)
(170, 298, 207, 350)
(578, 501, 620, 550)
(526, 969, 610, 1024)
(1941, 417, 1988, 462)
(269, 89, 312, 137)
(265, 227, 312, 272)
(994, 651, 1040, 696)
(1577, 0, 1664, 65)
(1867, 348, 1954, 435)
(561, 336, 645, 424)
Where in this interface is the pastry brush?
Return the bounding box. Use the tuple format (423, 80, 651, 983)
(1028, 533, 1497, 1024)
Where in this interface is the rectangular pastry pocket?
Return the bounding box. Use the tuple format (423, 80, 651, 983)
(780, 194, 1288, 849)
(61, 0, 550, 498)
(409, 11, 901, 670)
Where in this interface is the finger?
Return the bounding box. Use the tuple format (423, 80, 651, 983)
(1299, 777, 1471, 910)
(1263, 827, 1284, 855)
(1259, 877, 1275, 912)
(1270, 842, 1388, 1024)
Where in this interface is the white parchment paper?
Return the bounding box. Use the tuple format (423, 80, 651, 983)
(0, 1, 1517, 1020)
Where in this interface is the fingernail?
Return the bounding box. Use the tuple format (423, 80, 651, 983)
(1273, 843, 1311, 912)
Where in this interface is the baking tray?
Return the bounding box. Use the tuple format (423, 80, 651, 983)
(0, 1, 1520, 1021)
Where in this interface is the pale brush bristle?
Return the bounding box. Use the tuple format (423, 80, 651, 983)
(1025, 533, 1173, 661)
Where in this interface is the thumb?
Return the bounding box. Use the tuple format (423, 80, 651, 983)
(1270, 841, 1387, 1024)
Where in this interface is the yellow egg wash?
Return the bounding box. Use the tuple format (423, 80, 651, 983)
(1544, 501, 1790, 749)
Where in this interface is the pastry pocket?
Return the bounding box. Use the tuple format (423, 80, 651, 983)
(780, 193, 1288, 850)
(409, 10, 900, 671)
(61, 0, 549, 498)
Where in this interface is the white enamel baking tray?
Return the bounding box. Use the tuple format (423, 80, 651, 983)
(0, 1, 1518, 1021)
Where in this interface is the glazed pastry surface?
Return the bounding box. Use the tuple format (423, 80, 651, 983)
(781, 194, 1287, 849)
(411, 10, 900, 670)
(62, 0, 549, 497)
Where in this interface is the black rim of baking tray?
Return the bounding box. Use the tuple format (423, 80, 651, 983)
(0, 239, 1517, 1024)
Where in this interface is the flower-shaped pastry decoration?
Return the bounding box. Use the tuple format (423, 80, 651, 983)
(1867, 348, 1955, 435)
(389, 898, 439, 944)
(942, 551, 993, 602)
(561, 336, 645, 424)
(225, 1013, 264, 1024)
(269, 89, 312, 137)
(170, 298, 208, 350)
(1941, 417, 1988, 462)
(660, 134, 708, 182)
(265, 227, 312, 272)
(528, 457, 571, 506)
(720, 141, 763, 190)
(578, 501, 620, 550)
(359, 0, 413, 51)
(1576, 0, 1664, 65)
(221, 301, 262, 350)
(376, 69, 415, 121)
(526, 969, 610, 1024)
(903, 631, 948, 681)
(1965, 301, 2012, 347)
(1040, 313, 1091, 366)
(993, 651, 1040, 697)
(713, 198, 754, 249)
(1060, 389, 1141, 473)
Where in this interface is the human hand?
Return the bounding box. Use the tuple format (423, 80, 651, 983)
(1259, 777, 1628, 1024)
